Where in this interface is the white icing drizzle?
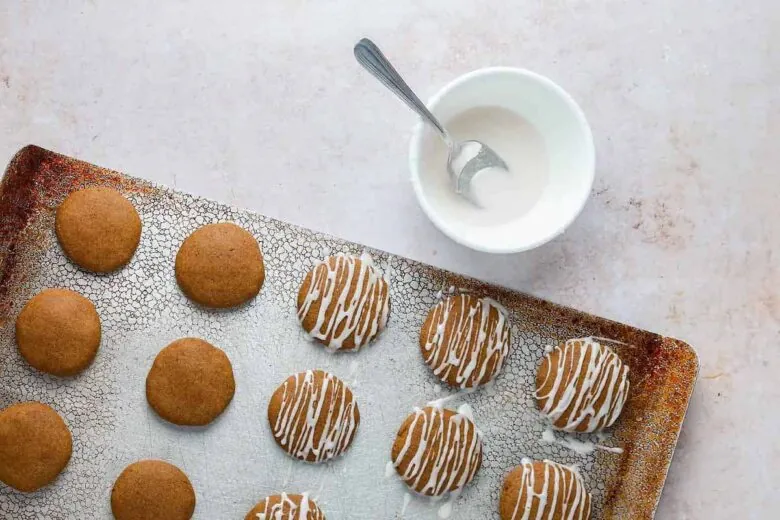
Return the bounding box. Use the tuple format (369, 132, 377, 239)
(421, 294, 510, 388)
(507, 460, 591, 520)
(437, 498, 454, 519)
(385, 460, 396, 478)
(297, 254, 390, 351)
(535, 337, 630, 433)
(400, 493, 412, 516)
(255, 492, 324, 520)
(392, 406, 483, 497)
(541, 426, 624, 455)
(271, 370, 359, 463)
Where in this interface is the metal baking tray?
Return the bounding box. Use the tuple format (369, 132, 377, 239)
(0, 146, 698, 519)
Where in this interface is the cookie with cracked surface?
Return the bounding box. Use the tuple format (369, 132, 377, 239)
(244, 492, 325, 520)
(420, 294, 510, 389)
(15, 288, 102, 376)
(391, 406, 483, 497)
(111, 460, 195, 520)
(296, 254, 389, 351)
(146, 338, 235, 426)
(55, 186, 142, 273)
(535, 337, 630, 433)
(175, 222, 265, 308)
(0, 402, 72, 492)
(267, 370, 360, 463)
(499, 459, 591, 520)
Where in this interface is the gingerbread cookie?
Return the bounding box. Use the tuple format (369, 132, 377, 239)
(111, 460, 195, 520)
(245, 492, 325, 520)
(175, 222, 265, 308)
(391, 406, 483, 496)
(535, 338, 630, 433)
(499, 459, 591, 520)
(297, 254, 389, 351)
(420, 294, 510, 388)
(0, 402, 72, 492)
(146, 338, 235, 426)
(15, 288, 101, 376)
(55, 186, 142, 273)
(267, 370, 360, 463)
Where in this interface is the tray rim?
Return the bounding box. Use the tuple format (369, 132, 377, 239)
(0, 144, 700, 519)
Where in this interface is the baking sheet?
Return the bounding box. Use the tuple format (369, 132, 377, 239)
(0, 146, 698, 519)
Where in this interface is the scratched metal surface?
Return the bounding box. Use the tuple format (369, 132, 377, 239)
(0, 146, 698, 520)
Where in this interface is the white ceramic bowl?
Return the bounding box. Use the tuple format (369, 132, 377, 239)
(409, 67, 595, 253)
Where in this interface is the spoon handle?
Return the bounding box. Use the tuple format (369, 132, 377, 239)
(354, 38, 452, 147)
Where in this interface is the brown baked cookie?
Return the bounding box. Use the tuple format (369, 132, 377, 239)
(146, 338, 235, 426)
(499, 460, 591, 520)
(420, 294, 511, 389)
(0, 402, 72, 492)
(535, 338, 630, 433)
(391, 406, 483, 497)
(111, 460, 195, 520)
(296, 254, 389, 351)
(15, 288, 102, 376)
(175, 222, 265, 308)
(267, 370, 360, 463)
(245, 493, 326, 520)
(55, 186, 142, 273)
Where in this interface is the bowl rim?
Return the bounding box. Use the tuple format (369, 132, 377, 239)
(408, 66, 595, 254)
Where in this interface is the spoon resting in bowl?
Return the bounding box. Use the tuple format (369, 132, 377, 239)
(354, 38, 509, 206)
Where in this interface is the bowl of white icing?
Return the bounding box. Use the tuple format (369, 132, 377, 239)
(409, 67, 594, 253)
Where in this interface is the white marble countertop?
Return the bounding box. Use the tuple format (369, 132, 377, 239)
(1, 1, 777, 518)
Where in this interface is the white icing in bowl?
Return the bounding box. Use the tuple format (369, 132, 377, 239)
(409, 67, 595, 253)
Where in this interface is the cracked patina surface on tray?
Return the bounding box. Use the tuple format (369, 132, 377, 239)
(0, 146, 698, 519)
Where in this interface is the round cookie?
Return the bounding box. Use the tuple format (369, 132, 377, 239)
(55, 186, 142, 273)
(267, 370, 360, 463)
(15, 288, 102, 376)
(244, 492, 325, 520)
(420, 294, 511, 389)
(146, 338, 235, 426)
(0, 402, 72, 492)
(499, 459, 591, 520)
(391, 406, 483, 497)
(175, 222, 265, 308)
(111, 460, 195, 520)
(535, 338, 630, 433)
(297, 254, 389, 351)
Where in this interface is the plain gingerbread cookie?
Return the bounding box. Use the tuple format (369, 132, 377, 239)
(111, 460, 195, 520)
(0, 402, 72, 492)
(146, 338, 235, 426)
(175, 222, 265, 308)
(55, 186, 142, 273)
(15, 288, 102, 376)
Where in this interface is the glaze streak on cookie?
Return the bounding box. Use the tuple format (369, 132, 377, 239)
(249, 492, 325, 520)
(270, 370, 359, 463)
(421, 295, 510, 388)
(504, 460, 591, 520)
(297, 254, 389, 350)
(535, 338, 630, 433)
(392, 406, 483, 496)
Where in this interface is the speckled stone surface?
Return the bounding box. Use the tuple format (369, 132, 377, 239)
(0, 2, 778, 519)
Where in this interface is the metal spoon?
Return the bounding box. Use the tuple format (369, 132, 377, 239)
(354, 38, 508, 205)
